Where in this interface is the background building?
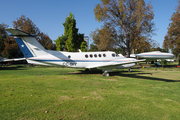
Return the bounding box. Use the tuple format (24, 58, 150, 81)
(84, 36, 89, 50)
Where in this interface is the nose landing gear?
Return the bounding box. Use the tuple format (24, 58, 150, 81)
(128, 68, 131, 72)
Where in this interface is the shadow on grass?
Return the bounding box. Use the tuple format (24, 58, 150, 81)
(0, 65, 28, 70)
(75, 69, 180, 83)
(111, 72, 180, 82)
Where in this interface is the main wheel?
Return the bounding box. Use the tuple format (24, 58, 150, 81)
(85, 68, 90, 73)
(102, 72, 109, 77)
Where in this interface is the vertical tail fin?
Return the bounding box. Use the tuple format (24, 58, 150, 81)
(6, 28, 47, 58)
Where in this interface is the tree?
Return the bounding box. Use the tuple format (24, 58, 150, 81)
(80, 41, 87, 52)
(91, 24, 116, 51)
(114, 47, 125, 55)
(13, 15, 55, 50)
(13, 15, 40, 35)
(2, 36, 20, 58)
(131, 36, 153, 53)
(38, 32, 56, 50)
(163, 1, 180, 65)
(0, 23, 21, 58)
(88, 44, 98, 51)
(55, 12, 86, 52)
(2, 15, 56, 58)
(94, 0, 155, 57)
(0, 23, 8, 55)
(150, 47, 169, 53)
(163, 1, 180, 57)
(55, 35, 66, 51)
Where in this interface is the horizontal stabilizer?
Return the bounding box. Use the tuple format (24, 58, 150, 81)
(0, 58, 26, 62)
(6, 28, 35, 37)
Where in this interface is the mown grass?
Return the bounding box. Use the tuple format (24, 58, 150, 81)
(0, 65, 180, 120)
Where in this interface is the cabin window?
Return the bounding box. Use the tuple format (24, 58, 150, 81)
(112, 53, 115, 57)
(103, 54, 106, 57)
(94, 54, 97, 57)
(68, 55, 71, 58)
(85, 54, 88, 58)
(98, 54, 101, 57)
(90, 54, 93, 58)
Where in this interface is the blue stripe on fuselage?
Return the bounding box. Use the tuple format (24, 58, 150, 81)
(15, 38, 34, 58)
(29, 59, 128, 62)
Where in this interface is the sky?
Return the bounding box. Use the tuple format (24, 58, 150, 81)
(0, 0, 178, 48)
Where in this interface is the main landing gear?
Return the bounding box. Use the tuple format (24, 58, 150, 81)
(102, 70, 112, 76)
(102, 71, 109, 77)
(85, 68, 90, 73)
(128, 68, 131, 72)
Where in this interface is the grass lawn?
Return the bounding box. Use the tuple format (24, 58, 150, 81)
(0, 65, 180, 119)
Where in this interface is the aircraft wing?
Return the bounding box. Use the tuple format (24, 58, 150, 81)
(0, 58, 26, 62)
(87, 59, 146, 69)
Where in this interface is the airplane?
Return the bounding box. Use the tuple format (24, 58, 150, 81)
(135, 51, 174, 62)
(6, 28, 145, 76)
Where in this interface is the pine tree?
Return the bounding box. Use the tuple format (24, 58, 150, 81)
(55, 12, 86, 52)
(80, 41, 87, 52)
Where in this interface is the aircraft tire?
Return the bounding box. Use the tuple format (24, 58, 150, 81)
(103, 72, 109, 77)
(85, 68, 90, 73)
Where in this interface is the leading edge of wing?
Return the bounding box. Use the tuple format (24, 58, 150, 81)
(86, 59, 146, 69)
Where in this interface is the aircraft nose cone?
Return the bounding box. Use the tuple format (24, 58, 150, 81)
(168, 53, 174, 57)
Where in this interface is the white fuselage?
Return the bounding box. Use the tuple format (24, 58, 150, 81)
(136, 51, 174, 61)
(27, 51, 136, 69)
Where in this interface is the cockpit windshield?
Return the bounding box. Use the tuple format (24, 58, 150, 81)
(112, 53, 121, 57)
(117, 54, 125, 58)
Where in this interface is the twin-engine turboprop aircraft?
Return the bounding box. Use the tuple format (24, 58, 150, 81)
(6, 28, 145, 76)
